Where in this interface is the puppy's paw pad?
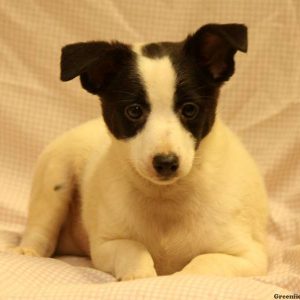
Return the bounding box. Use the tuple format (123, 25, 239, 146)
(117, 266, 157, 281)
(7, 246, 41, 257)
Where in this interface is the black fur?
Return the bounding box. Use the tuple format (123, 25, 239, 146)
(60, 23, 247, 144)
(100, 71, 150, 139)
(61, 41, 150, 139)
(184, 23, 247, 82)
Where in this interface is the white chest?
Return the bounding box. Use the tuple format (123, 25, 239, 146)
(119, 190, 231, 275)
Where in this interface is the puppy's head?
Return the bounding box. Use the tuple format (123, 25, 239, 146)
(61, 23, 247, 185)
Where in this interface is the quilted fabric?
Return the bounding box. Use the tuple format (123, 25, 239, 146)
(1, 0, 300, 298)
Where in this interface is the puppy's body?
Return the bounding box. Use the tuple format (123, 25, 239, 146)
(13, 24, 269, 280)
(82, 117, 268, 277)
(17, 116, 268, 278)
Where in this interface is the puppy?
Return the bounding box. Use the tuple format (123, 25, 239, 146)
(11, 24, 268, 280)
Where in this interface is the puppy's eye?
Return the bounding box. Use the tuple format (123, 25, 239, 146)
(180, 102, 199, 120)
(125, 104, 144, 121)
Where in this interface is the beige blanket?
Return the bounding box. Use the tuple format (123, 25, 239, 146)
(1, 0, 300, 298)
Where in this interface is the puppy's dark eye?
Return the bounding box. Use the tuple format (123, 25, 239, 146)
(125, 104, 144, 121)
(180, 102, 199, 120)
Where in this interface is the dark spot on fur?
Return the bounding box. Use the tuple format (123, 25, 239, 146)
(54, 184, 63, 191)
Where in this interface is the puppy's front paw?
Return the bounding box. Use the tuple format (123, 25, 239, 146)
(7, 246, 41, 257)
(117, 266, 157, 281)
(116, 263, 157, 281)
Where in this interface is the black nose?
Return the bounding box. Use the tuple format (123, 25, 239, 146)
(152, 153, 179, 178)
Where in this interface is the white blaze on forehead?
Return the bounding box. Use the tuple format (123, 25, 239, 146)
(135, 50, 177, 111)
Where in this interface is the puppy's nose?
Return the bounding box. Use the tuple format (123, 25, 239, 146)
(152, 153, 179, 177)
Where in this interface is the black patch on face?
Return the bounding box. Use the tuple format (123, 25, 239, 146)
(100, 67, 150, 139)
(169, 43, 220, 146)
(89, 47, 151, 139)
(60, 41, 150, 140)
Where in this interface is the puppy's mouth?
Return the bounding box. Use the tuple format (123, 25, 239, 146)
(147, 174, 180, 186)
(134, 165, 180, 186)
(138, 172, 179, 185)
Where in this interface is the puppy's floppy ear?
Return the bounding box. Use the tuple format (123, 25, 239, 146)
(184, 23, 247, 82)
(60, 41, 133, 94)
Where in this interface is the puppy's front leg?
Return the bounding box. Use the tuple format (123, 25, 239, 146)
(90, 239, 157, 281)
(176, 246, 267, 277)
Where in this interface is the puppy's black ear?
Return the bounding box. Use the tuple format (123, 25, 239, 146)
(184, 23, 247, 82)
(60, 41, 133, 94)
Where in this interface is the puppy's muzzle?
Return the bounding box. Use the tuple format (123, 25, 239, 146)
(152, 153, 179, 179)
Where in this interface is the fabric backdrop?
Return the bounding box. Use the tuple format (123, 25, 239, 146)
(0, 0, 300, 299)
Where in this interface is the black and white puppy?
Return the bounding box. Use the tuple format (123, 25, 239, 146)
(12, 24, 268, 280)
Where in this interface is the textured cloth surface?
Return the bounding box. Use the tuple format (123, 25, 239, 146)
(1, 0, 300, 299)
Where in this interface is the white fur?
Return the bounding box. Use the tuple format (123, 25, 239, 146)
(9, 51, 268, 281)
